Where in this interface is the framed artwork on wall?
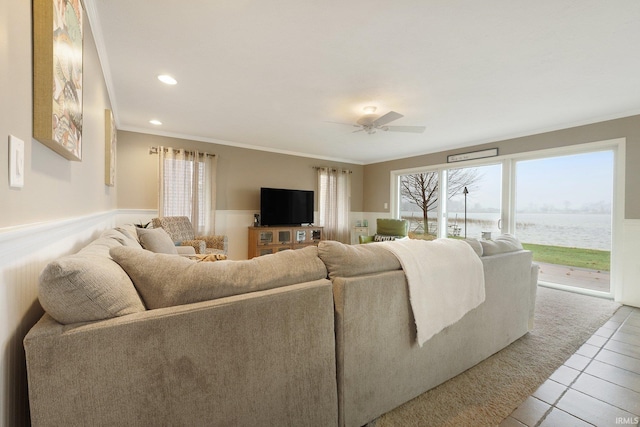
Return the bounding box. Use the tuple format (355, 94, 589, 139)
(105, 109, 116, 186)
(33, 0, 84, 161)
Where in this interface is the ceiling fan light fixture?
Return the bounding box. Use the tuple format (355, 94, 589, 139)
(331, 108, 425, 135)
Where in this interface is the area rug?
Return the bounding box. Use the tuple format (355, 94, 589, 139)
(372, 286, 621, 427)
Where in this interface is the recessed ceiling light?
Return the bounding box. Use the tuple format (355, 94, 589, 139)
(363, 106, 377, 114)
(157, 74, 177, 85)
(149, 119, 162, 125)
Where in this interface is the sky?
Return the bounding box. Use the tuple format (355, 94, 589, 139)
(450, 150, 614, 213)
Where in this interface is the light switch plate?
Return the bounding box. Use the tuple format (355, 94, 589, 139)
(9, 135, 25, 188)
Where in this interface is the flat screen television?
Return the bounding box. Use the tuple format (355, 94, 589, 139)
(260, 187, 314, 226)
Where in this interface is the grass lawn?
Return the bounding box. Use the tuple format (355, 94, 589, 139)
(408, 233, 610, 271)
(521, 242, 610, 272)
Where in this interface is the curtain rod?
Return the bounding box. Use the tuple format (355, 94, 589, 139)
(314, 166, 352, 174)
(149, 146, 216, 157)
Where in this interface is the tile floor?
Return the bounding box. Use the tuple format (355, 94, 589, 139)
(501, 305, 640, 427)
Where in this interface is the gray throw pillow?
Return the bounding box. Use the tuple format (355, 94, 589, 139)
(110, 245, 327, 309)
(463, 238, 483, 257)
(38, 234, 147, 325)
(480, 234, 523, 256)
(114, 224, 143, 248)
(136, 227, 178, 254)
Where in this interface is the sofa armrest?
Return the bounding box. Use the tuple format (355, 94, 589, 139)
(175, 245, 196, 255)
(25, 280, 338, 427)
(180, 239, 206, 254)
(196, 235, 228, 254)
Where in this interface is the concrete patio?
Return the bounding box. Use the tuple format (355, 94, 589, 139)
(536, 262, 610, 293)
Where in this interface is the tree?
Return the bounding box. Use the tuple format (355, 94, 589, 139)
(400, 168, 482, 234)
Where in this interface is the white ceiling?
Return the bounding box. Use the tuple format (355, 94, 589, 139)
(85, 0, 640, 164)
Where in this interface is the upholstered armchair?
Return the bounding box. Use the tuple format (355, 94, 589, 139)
(151, 216, 228, 255)
(359, 218, 409, 244)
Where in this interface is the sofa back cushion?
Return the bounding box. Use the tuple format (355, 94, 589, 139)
(318, 240, 401, 279)
(480, 234, 523, 256)
(38, 230, 147, 325)
(110, 245, 328, 309)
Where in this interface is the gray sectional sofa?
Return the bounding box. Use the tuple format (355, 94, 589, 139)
(24, 227, 538, 427)
(318, 239, 538, 427)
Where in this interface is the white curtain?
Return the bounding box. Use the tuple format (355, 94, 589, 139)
(317, 167, 351, 243)
(158, 146, 217, 234)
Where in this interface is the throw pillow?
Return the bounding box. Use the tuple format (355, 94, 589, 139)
(136, 227, 178, 254)
(463, 238, 483, 257)
(110, 245, 327, 309)
(373, 234, 398, 242)
(115, 224, 143, 248)
(39, 235, 147, 325)
(480, 234, 523, 256)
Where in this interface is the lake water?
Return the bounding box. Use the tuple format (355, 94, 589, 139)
(404, 212, 611, 251)
(513, 213, 611, 251)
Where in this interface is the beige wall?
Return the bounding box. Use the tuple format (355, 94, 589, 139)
(363, 115, 640, 219)
(0, 1, 116, 229)
(117, 131, 364, 212)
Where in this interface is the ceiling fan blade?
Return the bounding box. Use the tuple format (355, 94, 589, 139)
(383, 125, 426, 133)
(324, 120, 359, 127)
(373, 111, 403, 127)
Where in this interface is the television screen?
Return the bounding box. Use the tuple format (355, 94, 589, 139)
(260, 187, 314, 226)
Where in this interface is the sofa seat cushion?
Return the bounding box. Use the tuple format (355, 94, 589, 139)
(480, 234, 523, 256)
(318, 240, 401, 279)
(39, 230, 147, 325)
(110, 246, 328, 309)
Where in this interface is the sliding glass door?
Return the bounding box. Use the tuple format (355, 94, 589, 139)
(397, 164, 503, 240)
(398, 170, 440, 238)
(445, 163, 502, 240)
(391, 139, 621, 298)
(514, 151, 614, 294)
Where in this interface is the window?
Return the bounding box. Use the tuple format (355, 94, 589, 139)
(398, 164, 501, 239)
(446, 163, 502, 240)
(158, 147, 217, 234)
(317, 167, 351, 243)
(514, 150, 614, 293)
(391, 139, 623, 298)
(399, 170, 439, 236)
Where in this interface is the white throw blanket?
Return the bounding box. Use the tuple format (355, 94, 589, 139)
(379, 238, 485, 347)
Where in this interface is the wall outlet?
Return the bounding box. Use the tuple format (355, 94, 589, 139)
(9, 135, 25, 188)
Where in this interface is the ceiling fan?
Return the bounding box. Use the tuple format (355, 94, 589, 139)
(339, 107, 426, 135)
